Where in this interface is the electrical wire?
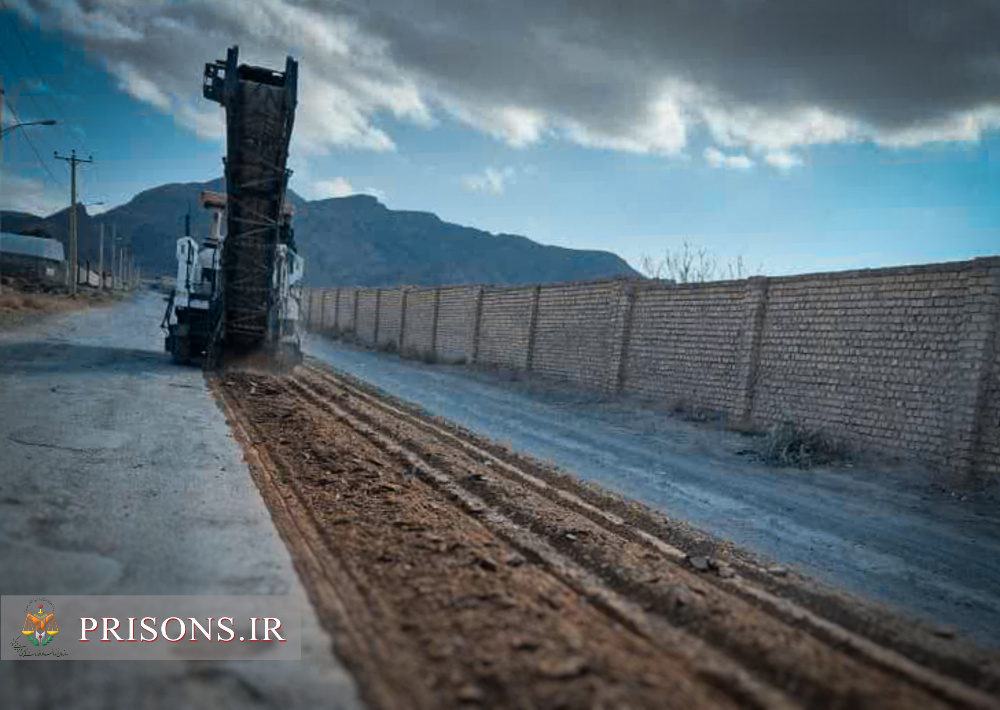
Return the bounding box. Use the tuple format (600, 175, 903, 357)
(0, 0, 73, 147)
(1, 89, 64, 187)
(0, 3, 101, 214)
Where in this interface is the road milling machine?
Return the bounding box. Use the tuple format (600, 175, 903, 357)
(162, 45, 304, 369)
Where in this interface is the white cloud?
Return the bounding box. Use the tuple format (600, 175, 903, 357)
(301, 177, 386, 201)
(704, 147, 754, 170)
(16, 0, 422, 157)
(14, 0, 1000, 173)
(873, 108, 1000, 148)
(0, 173, 67, 215)
(462, 167, 515, 195)
(442, 102, 547, 148)
(764, 150, 804, 171)
(174, 104, 225, 141)
(307, 177, 356, 199)
(50, 1, 144, 41)
(113, 62, 172, 112)
(702, 104, 856, 152)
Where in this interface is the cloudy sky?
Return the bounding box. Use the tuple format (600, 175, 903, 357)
(1, 0, 999, 274)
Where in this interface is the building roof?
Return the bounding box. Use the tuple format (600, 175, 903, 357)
(0, 232, 65, 262)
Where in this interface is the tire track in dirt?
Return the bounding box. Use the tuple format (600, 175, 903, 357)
(295, 364, 1000, 702)
(213, 365, 1000, 710)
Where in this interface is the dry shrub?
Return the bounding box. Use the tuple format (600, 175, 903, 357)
(758, 421, 845, 469)
(668, 397, 722, 424)
(0, 295, 25, 310)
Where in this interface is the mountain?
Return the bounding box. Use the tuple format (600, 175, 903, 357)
(293, 194, 638, 286)
(2, 179, 639, 286)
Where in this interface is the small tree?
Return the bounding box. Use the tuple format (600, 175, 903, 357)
(640, 242, 761, 283)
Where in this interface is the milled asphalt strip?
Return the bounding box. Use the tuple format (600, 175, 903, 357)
(286, 375, 797, 710)
(300, 363, 1000, 710)
(211, 377, 439, 710)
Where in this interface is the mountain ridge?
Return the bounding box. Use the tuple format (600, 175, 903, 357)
(2, 179, 639, 286)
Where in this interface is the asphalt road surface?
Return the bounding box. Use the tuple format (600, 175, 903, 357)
(0, 294, 362, 709)
(305, 334, 1000, 648)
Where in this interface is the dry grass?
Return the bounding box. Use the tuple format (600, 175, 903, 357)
(0, 294, 26, 311)
(0, 280, 116, 330)
(667, 397, 724, 424)
(756, 421, 847, 469)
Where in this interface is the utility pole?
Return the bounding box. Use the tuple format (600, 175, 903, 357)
(98, 223, 105, 290)
(1, 75, 4, 296)
(111, 223, 117, 289)
(54, 150, 94, 295)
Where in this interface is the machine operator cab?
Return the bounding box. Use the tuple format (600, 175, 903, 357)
(163, 189, 301, 365)
(173, 190, 226, 311)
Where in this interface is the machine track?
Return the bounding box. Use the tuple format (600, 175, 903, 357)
(212, 361, 1000, 710)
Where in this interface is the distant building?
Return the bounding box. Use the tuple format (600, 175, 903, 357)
(0, 231, 66, 284)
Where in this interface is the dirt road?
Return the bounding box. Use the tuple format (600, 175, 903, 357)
(215, 362, 1000, 710)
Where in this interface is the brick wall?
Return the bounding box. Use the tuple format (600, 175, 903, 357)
(436, 286, 479, 363)
(973, 267, 1000, 480)
(337, 287, 356, 333)
(305, 256, 1000, 481)
(750, 263, 997, 470)
(477, 286, 536, 369)
(377, 288, 404, 351)
(305, 289, 318, 331)
(319, 288, 338, 333)
(402, 287, 437, 359)
(355, 288, 379, 346)
(977, 305, 1000, 480)
(532, 281, 622, 389)
(623, 281, 748, 412)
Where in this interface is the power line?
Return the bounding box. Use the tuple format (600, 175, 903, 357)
(0, 88, 63, 186)
(4, 81, 62, 174)
(0, 31, 63, 162)
(0, 11, 72, 158)
(0, 0, 72, 142)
